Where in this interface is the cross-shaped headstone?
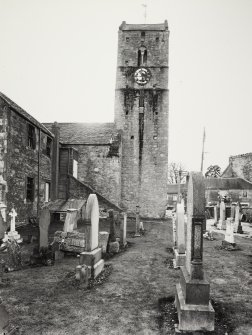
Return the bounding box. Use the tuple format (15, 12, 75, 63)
(9, 208, 17, 232)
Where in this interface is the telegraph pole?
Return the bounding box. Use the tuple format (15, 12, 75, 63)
(200, 127, 206, 173)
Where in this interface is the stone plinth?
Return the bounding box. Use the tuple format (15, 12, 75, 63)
(175, 283, 215, 332)
(79, 248, 104, 279)
(174, 249, 186, 268)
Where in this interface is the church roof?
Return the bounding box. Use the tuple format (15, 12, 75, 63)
(43, 122, 117, 145)
(119, 21, 168, 31)
(0, 92, 53, 137)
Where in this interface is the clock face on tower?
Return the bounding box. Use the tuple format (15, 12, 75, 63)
(134, 68, 151, 85)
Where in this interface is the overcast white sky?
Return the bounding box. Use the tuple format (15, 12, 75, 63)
(0, 0, 252, 173)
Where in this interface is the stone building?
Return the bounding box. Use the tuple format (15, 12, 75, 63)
(0, 21, 169, 224)
(167, 177, 252, 208)
(222, 152, 252, 182)
(0, 92, 53, 224)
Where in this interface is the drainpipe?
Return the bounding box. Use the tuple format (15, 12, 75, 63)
(37, 128, 41, 218)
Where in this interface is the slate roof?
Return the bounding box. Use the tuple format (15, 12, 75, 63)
(167, 177, 252, 193)
(119, 21, 168, 31)
(205, 177, 252, 190)
(0, 92, 53, 137)
(43, 122, 116, 145)
(46, 198, 86, 212)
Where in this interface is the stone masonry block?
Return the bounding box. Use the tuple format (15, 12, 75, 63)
(79, 248, 102, 267)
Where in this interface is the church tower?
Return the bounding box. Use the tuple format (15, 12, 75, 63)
(114, 21, 169, 218)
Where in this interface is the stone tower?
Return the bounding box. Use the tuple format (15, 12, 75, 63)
(114, 21, 169, 218)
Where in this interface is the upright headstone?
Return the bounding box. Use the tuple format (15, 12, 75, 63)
(98, 231, 109, 253)
(175, 172, 214, 332)
(79, 194, 104, 279)
(234, 203, 243, 234)
(224, 218, 235, 244)
(231, 204, 236, 221)
(108, 210, 119, 253)
(217, 200, 226, 230)
(213, 205, 218, 224)
(173, 203, 186, 268)
(63, 208, 78, 233)
(39, 207, 50, 249)
(0, 211, 6, 240)
(120, 212, 127, 247)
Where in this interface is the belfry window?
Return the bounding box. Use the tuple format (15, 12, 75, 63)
(137, 46, 147, 66)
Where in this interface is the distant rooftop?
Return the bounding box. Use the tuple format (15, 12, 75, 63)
(0, 92, 53, 137)
(43, 122, 117, 145)
(119, 20, 168, 31)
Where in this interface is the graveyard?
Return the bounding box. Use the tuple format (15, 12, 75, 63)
(0, 181, 251, 334)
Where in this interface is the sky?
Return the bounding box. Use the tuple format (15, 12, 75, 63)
(0, 0, 252, 174)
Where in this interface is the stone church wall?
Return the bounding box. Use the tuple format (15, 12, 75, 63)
(71, 145, 121, 207)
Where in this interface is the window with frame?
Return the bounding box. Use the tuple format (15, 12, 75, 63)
(27, 124, 36, 149)
(46, 137, 52, 157)
(26, 177, 34, 202)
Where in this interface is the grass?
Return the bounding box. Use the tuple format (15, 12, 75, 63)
(0, 219, 251, 334)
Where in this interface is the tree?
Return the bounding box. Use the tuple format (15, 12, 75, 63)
(168, 162, 187, 184)
(205, 165, 221, 178)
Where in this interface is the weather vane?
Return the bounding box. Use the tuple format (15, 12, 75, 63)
(142, 2, 147, 23)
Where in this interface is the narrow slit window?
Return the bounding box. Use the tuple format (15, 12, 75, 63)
(26, 177, 34, 202)
(27, 124, 36, 149)
(139, 91, 144, 107)
(141, 32, 145, 38)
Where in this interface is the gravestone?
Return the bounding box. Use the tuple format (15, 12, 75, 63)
(175, 172, 215, 332)
(234, 203, 243, 234)
(108, 210, 119, 253)
(213, 205, 218, 224)
(231, 204, 236, 221)
(172, 215, 177, 249)
(4, 208, 22, 243)
(173, 203, 186, 268)
(63, 208, 78, 233)
(134, 205, 141, 237)
(0, 211, 6, 240)
(120, 212, 127, 247)
(223, 218, 235, 244)
(39, 207, 50, 249)
(75, 264, 88, 287)
(99, 231, 109, 253)
(217, 200, 226, 230)
(79, 194, 104, 279)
